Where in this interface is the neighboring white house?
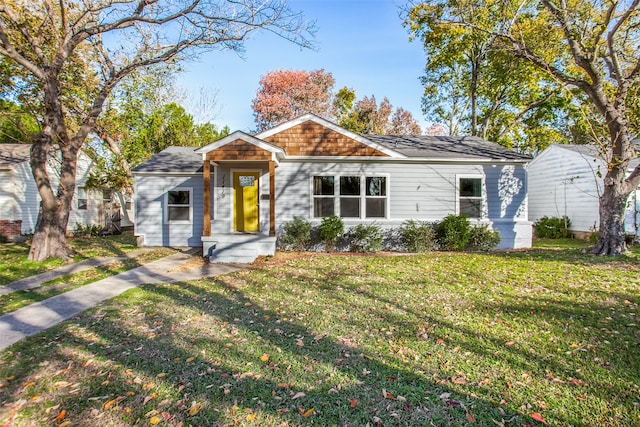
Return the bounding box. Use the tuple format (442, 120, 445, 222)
(0, 144, 131, 239)
(528, 144, 640, 239)
(133, 114, 533, 262)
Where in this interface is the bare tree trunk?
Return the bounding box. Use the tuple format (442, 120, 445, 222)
(592, 181, 628, 255)
(29, 196, 73, 261)
(28, 76, 78, 261)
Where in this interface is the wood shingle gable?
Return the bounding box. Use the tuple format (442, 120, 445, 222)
(196, 131, 285, 163)
(254, 113, 403, 158)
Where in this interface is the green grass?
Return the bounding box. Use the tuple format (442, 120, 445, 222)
(0, 234, 139, 286)
(0, 248, 175, 315)
(1, 246, 639, 426)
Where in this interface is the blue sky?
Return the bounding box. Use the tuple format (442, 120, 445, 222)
(178, 0, 428, 132)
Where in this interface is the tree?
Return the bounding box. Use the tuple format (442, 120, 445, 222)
(407, 0, 640, 255)
(404, 0, 577, 153)
(0, 99, 40, 143)
(337, 93, 421, 135)
(0, 0, 313, 261)
(252, 69, 335, 130)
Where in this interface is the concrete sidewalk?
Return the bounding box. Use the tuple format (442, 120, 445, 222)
(0, 251, 241, 351)
(0, 248, 153, 296)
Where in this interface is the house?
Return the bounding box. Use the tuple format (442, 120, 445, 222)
(528, 144, 640, 239)
(133, 114, 532, 262)
(0, 143, 130, 240)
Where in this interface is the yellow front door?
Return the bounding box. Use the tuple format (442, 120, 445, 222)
(234, 171, 260, 232)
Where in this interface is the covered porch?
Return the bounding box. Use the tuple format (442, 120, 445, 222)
(196, 133, 284, 263)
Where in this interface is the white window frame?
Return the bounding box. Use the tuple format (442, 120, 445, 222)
(76, 186, 88, 210)
(164, 187, 193, 224)
(310, 174, 390, 219)
(456, 174, 485, 219)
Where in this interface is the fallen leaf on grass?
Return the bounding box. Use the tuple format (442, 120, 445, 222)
(186, 357, 195, 363)
(58, 422, 72, 427)
(55, 409, 66, 421)
(149, 416, 161, 425)
(531, 412, 547, 424)
(291, 392, 306, 400)
(247, 413, 257, 421)
(188, 401, 202, 416)
(260, 354, 270, 363)
(383, 389, 395, 399)
(466, 411, 477, 423)
(298, 407, 314, 418)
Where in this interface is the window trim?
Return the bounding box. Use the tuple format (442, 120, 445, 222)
(456, 174, 485, 219)
(164, 187, 193, 224)
(77, 186, 88, 210)
(311, 174, 390, 219)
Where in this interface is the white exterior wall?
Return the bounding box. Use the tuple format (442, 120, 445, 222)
(272, 160, 530, 249)
(143, 160, 531, 249)
(0, 160, 41, 234)
(529, 145, 640, 237)
(529, 146, 603, 233)
(134, 173, 204, 247)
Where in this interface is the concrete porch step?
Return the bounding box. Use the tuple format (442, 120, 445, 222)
(203, 234, 276, 264)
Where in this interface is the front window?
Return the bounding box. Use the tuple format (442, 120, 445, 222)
(167, 189, 191, 222)
(459, 177, 483, 218)
(340, 176, 361, 217)
(313, 176, 335, 217)
(366, 177, 387, 218)
(312, 175, 388, 219)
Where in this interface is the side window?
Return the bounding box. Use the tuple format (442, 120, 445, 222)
(459, 177, 483, 218)
(167, 189, 191, 222)
(77, 187, 88, 210)
(313, 176, 335, 217)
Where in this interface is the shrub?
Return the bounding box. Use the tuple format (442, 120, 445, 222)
(318, 215, 344, 252)
(348, 223, 383, 253)
(279, 216, 312, 251)
(73, 223, 103, 237)
(399, 220, 435, 252)
(435, 214, 471, 251)
(533, 216, 571, 239)
(468, 224, 501, 251)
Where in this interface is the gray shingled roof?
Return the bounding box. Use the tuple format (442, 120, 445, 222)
(133, 146, 202, 174)
(0, 144, 31, 168)
(365, 135, 531, 161)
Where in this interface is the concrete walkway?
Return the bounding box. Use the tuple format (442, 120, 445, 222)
(0, 251, 242, 351)
(0, 248, 153, 296)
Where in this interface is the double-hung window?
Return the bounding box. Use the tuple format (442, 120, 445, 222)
(166, 189, 192, 222)
(77, 187, 88, 210)
(458, 176, 483, 218)
(313, 176, 335, 217)
(340, 176, 361, 217)
(312, 175, 388, 219)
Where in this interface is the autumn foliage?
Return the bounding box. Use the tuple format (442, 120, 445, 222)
(252, 69, 335, 131)
(252, 69, 422, 135)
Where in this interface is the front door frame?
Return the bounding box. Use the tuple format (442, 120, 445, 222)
(231, 168, 261, 233)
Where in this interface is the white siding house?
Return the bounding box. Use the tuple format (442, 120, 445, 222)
(528, 144, 640, 238)
(134, 114, 532, 262)
(0, 144, 128, 238)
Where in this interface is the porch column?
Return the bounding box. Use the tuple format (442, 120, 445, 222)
(269, 160, 276, 237)
(203, 159, 211, 236)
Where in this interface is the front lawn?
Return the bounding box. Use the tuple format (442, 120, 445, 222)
(0, 234, 139, 286)
(0, 248, 639, 426)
